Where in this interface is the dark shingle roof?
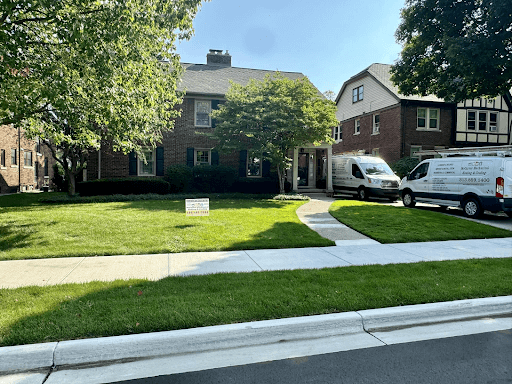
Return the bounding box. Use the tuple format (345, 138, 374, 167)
(178, 63, 306, 97)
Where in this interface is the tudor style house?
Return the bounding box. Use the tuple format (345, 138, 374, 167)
(86, 50, 334, 192)
(0, 124, 55, 194)
(333, 63, 456, 164)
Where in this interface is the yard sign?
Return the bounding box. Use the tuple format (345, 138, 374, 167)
(186, 198, 210, 216)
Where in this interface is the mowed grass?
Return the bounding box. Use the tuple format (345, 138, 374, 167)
(0, 194, 333, 260)
(1, 257, 511, 347)
(329, 200, 512, 243)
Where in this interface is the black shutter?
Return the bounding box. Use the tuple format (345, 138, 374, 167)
(211, 99, 220, 128)
(156, 146, 164, 176)
(211, 150, 219, 166)
(186, 147, 194, 167)
(262, 159, 271, 177)
(129, 151, 137, 175)
(239, 150, 247, 177)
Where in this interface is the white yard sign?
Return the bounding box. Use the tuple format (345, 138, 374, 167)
(186, 198, 210, 216)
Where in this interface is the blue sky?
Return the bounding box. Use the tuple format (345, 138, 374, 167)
(177, 0, 406, 96)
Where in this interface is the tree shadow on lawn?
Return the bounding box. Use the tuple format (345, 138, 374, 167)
(0, 221, 54, 253)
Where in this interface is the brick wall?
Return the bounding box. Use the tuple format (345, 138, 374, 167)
(86, 97, 241, 180)
(332, 101, 455, 164)
(0, 124, 55, 193)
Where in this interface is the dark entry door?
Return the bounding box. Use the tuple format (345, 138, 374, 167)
(298, 153, 309, 186)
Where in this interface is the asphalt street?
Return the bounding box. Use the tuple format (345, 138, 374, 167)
(117, 329, 512, 384)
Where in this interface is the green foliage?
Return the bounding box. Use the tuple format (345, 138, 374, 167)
(77, 178, 170, 196)
(211, 73, 338, 192)
(0, 0, 205, 195)
(165, 165, 194, 193)
(390, 156, 420, 179)
(191, 165, 239, 193)
(234, 177, 280, 194)
(391, 0, 512, 101)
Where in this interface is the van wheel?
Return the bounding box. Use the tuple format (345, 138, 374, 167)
(402, 191, 415, 208)
(463, 198, 482, 218)
(357, 187, 368, 201)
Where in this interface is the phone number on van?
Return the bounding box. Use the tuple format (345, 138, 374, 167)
(459, 177, 490, 184)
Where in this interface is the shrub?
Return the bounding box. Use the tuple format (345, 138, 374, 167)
(77, 177, 170, 196)
(390, 157, 420, 179)
(234, 177, 280, 194)
(51, 164, 68, 192)
(165, 165, 193, 193)
(191, 165, 239, 193)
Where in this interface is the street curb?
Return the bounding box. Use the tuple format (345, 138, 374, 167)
(1, 296, 511, 374)
(358, 296, 512, 332)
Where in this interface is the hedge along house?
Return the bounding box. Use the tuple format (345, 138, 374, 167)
(333, 63, 456, 164)
(85, 50, 334, 193)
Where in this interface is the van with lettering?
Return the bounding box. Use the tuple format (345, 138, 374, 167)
(332, 155, 401, 201)
(399, 150, 512, 218)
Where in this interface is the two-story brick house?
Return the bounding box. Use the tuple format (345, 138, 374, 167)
(86, 50, 334, 192)
(333, 63, 456, 163)
(0, 124, 55, 193)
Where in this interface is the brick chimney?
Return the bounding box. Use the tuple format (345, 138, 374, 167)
(206, 49, 231, 67)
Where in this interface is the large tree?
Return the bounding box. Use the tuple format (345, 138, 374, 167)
(0, 0, 204, 195)
(211, 74, 338, 193)
(391, 0, 512, 102)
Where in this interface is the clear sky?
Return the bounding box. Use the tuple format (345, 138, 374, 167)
(177, 0, 407, 97)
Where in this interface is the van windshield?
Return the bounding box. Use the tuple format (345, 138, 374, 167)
(360, 163, 394, 176)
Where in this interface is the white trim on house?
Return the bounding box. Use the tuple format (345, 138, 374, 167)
(194, 99, 212, 127)
(246, 153, 262, 177)
(417, 107, 440, 131)
(194, 148, 211, 166)
(138, 148, 156, 176)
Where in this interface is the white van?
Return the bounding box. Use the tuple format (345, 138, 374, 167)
(332, 155, 401, 200)
(399, 147, 512, 218)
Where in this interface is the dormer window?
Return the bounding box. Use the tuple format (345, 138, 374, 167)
(352, 85, 363, 103)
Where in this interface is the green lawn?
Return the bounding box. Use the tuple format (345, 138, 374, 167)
(0, 193, 333, 260)
(1, 258, 511, 347)
(329, 200, 512, 243)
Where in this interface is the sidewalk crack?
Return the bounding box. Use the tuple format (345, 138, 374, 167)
(355, 311, 388, 345)
(57, 258, 86, 285)
(244, 251, 263, 271)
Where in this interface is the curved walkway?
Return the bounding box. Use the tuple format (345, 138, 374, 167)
(296, 193, 379, 246)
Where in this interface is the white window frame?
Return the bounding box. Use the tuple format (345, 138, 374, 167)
(195, 100, 211, 127)
(194, 149, 211, 166)
(246, 153, 262, 178)
(354, 119, 360, 135)
(352, 85, 363, 103)
(24, 151, 33, 167)
(0, 149, 5, 168)
(333, 125, 342, 142)
(469, 110, 498, 132)
(137, 149, 156, 176)
(372, 114, 380, 134)
(411, 145, 422, 161)
(11, 148, 17, 167)
(417, 108, 440, 130)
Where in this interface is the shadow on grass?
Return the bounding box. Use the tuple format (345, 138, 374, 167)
(0, 221, 54, 252)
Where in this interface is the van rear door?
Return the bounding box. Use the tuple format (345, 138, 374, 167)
(504, 159, 512, 199)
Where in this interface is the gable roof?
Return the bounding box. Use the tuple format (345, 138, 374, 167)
(335, 63, 445, 104)
(178, 63, 306, 97)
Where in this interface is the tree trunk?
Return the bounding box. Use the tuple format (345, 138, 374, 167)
(66, 168, 76, 196)
(276, 164, 285, 194)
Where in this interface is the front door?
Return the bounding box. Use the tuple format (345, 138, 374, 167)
(298, 153, 309, 186)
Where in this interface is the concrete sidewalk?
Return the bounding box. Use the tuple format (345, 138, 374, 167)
(1, 237, 511, 288)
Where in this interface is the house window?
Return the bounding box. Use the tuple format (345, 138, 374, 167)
(138, 149, 155, 176)
(0, 149, 5, 167)
(195, 100, 211, 127)
(333, 125, 342, 142)
(417, 108, 439, 130)
(372, 148, 380, 157)
(35, 137, 41, 153)
(24, 151, 33, 167)
(467, 111, 476, 130)
(11, 149, 17, 166)
(411, 145, 422, 160)
(44, 158, 49, 176)
(195, 149, 211, 165)
(373, 114, 380, 134)
(352, 85, 363, 103)
(247, 154, 262, 177)
(34, 161, 38, 183)
(355, 119, 360, 135)
(489, 112, 498, 131)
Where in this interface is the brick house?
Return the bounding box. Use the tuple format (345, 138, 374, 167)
(333, 63, 456, 164)
(86, 50, 334, 192)
(0, 124, 55, 193)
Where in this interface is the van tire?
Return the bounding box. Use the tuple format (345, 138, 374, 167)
(357, 187, 368, 201)
(463, 198, 482, 218)
(402, 191, 415, 208)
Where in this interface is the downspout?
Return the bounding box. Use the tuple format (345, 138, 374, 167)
(18, 125, 21, 192)
(97, 149, 101, 180)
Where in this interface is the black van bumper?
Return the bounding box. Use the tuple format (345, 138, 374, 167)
(368, 188, 400, 199)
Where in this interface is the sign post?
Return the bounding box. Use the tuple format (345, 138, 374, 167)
(186, 198, 210, 216)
